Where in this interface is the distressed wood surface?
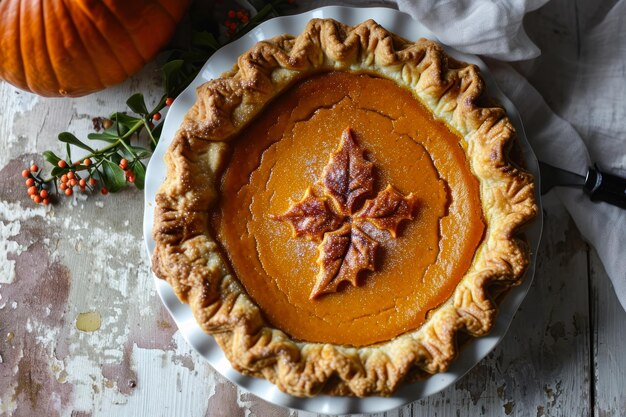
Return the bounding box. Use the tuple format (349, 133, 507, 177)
(591, 250, 626, 417)
(1, 1, 626, 416)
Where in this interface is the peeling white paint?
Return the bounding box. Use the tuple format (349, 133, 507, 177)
(64, 354, 120, 412)
(0, 220, 22, 284)
(98, 333, 216, 417)
(0, 83, 39, 168)
(31, 319, 62, 347)
(0, 383, 18, 415)
(0, 200, 47, 222)
(0, 201, 47, 284)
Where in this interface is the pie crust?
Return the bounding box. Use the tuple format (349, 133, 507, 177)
(152, 18, 537, 396)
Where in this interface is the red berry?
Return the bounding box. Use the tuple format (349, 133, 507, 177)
(89, 177, 97, 186)
(27, 186, 37, 196)
(227, 10, 235, 18)
(33, 195, 42, 204)
(165, 97, 174, 106)
(67, 171, 75, 180)
(43, 198, 50, 205)
(58, 160, 67, 168)
(79, 179, 86, 187)
(101, 187, 109, 195)
(152, 112, 161, 121)
(61, 174, 68, 183)
(83, 158, 92, 166)
(65, 188, 73, 196)
(80, 186, 86, 193)
(22, 169, 30, 178)
(236, 10, 243, 18)
(26, 178, 35, 187)
(229, 22, 237, 31)
(40, 189, 48, 198)
(242, 15, 249, 23)
(70, 178, 77, 187)
(30, 164, 38, 172)
(224, 19, 231, 27)
(60, 183, 67, 191)
(74, 161, 81, 166)
(127, 174, 136, 183)
(119, 159, 129, 169)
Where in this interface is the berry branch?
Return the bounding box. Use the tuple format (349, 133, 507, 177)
(22, 0, 295, 204)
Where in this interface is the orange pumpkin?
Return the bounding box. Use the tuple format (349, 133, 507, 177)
(0, 0, 191, 97)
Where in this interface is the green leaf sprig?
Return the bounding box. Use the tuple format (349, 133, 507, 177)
(21, 0, 295, 205)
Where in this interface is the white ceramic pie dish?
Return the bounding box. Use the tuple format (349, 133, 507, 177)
(142, 6, 543, 414)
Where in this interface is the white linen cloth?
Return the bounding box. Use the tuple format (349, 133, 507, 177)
(394, 0, 626, 310)
(304, 0, 626, 309)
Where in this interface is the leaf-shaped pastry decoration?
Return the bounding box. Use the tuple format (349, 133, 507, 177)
(321, 128, 374, 215)
(272, 127, 421, 299)
(310, 223, 378, 299)
(271, 188, 344, 242)
(354, 185, 420, 237)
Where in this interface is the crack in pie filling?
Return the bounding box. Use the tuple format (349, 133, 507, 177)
(152, 18, 537, 397)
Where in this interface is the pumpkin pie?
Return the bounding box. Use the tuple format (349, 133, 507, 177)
(152, 18, 537, 396)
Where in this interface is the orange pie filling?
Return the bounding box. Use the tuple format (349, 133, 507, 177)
(212, 71, 485, 347)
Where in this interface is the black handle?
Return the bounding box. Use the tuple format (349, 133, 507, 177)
(583, 164, 626, 209)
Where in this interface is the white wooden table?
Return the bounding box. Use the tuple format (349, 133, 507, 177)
(1, 1, 625, 416)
